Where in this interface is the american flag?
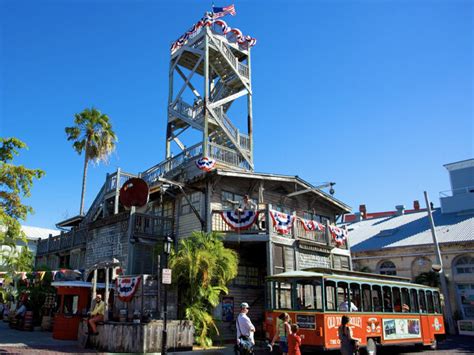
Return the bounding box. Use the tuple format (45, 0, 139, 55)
(212, 4, 236, 19)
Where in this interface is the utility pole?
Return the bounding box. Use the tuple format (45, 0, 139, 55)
(424, 191, 456, 334)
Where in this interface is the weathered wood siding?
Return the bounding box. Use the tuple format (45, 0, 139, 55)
(113, 274, 178, 321)
(85, 213, 129, 270)
(78, 319, 194, 352)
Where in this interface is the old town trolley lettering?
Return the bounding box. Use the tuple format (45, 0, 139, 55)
(264, 268, 445, 353)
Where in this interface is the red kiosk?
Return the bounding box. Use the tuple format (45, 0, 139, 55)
(51, 281, 103, 340)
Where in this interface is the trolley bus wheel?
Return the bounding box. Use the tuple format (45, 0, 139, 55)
(366, 338, 377, 355)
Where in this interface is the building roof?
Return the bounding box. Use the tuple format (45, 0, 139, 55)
(214, 169, 351, 213)
(344, 209, 474, 252)
(21, 225, 60, 241)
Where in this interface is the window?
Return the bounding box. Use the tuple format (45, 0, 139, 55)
(273, 245, 285, 275)
(62, 295, 79, 315)
(180, 192, 201, 215)
(362, 284, 372, 312)
(276, 282, 292, 309)
(455, 256, 474, 274)
(393, 287, 402, 312)
(379, 260, 397, 276)
(233, 265, 262, 286)
(350, 283, 361, 312)
(337, 282, 349, 311)
(325, 280, 337, 311)
(383, 286, 393, 312)
(372, 285, 382, 312)
(401, 288, 410, 312)
(426, 291, 434, 313)
(433, 291, 441, 313)
(222, 191, 244, 210)
(419, 290, 427, 313)
(296, 280, 323, 311)
(410, 289, 419, 313)
(333, 255, 350, 270)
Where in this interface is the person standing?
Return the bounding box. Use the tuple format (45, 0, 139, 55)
(288, 324, 301, 355)
(338, 315, 358, 355)
(236, 302, 255, 354)
(270, 312, 291, 355)
(87, 294, 105, 335)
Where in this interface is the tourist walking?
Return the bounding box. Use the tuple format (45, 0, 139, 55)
(288, 324, 301, 355)
(236, 302, 255, 354)
(270, 312, 291, 355)
(338, 315, 358, 355)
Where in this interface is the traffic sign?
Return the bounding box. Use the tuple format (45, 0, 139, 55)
(162, 268, 172, 284)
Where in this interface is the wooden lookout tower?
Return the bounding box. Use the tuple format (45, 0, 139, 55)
(165, 13, 256, 172)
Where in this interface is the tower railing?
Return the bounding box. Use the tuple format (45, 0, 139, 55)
(211, 37, 249, 79)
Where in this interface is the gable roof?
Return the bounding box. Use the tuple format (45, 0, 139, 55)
(343, 209, 474, 252)
(22, 225, 60, 241)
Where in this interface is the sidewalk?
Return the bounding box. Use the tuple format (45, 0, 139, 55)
(0, 321, 238, 354)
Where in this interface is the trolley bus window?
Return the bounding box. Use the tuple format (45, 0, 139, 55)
(350, 283, 361, 312)
(401, 288, 410, 312)
(410, 288, 419, 313)
(296, 280, 323, 310)
(433, 291, 441, 313)
(383, 286, 393, 312)
(276, 282, 292, 310)
(426, 290, 434, 313)
(372, 285, 382, 312)
(419, 290, 427, 313)
(325, 280, 337, 311)
(337, 282, 350, 311)
(362, 284, 372, 312)
(393, 287, 402, 312)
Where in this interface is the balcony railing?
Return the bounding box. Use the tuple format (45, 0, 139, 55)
(132, 213, 174, 240)
(36, 227, 88, 256)
(211, 207, 348, 250)
(439, 186, 474, 198)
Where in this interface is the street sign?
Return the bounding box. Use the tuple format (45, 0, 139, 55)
(162, 268, 172, 284)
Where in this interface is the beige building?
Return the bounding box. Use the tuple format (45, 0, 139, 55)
(344, 159, 474, 328)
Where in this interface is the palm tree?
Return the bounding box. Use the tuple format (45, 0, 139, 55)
(65, 108, 117, 215)
(169, 231, 238, 347)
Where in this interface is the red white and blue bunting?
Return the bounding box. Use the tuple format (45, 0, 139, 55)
(116, 276, 141, 302)
(298, 217, 326, 232)
(329, 225, 348, 247)
(171, 13, 257, 53)
(221, 210, 259, 231)
(270, 210, 295, 235)
(195, 157, 216, 172)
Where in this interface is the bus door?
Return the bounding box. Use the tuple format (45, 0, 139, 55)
(294, 278, 324, 347)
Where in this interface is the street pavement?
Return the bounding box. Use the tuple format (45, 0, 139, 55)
(1, 321, 474, 354)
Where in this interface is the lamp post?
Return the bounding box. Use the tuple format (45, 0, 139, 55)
(161, 235, 173, 355)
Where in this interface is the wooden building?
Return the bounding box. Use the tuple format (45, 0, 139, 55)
(36, 13, 351, 338)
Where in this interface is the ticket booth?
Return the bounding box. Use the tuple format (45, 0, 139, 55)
(51, 281, 95, 340)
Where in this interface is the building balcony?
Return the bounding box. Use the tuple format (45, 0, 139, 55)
(211, 206, 348, 250)
(36, 227, 87, 256)
(440, 186, 474, 214)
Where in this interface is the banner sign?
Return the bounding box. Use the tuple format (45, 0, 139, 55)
(221, 210, 259, 231)
(117, 276, 141, 302)
(270, 210, 295, 235)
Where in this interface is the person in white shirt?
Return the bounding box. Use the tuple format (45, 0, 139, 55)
(339, 297, 358, 312)
(236, 302, 255, 347)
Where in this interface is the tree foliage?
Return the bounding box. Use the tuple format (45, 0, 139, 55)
(0, 138, 44, 280)
(65, 108, 117, 215)
(414, 271, 440, 287)
(169, 231, 238, 347)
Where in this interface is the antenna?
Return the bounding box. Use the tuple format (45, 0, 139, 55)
(119, 178, 149, 208)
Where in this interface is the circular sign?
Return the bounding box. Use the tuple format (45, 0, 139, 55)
(119, 178, 149, 208)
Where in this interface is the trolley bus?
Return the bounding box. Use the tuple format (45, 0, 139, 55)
(264, 268, 445, 354)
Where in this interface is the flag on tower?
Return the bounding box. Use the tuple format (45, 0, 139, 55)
(212, 4, 236, 19)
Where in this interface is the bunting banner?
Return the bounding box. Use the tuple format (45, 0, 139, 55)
(329, 225, 348, 246)
(298, 217, 325, 232)
(171, 14, 257, 53)
(117, 276, 141, 302)
(196, 157, 216, 172)
(270, 210, 295, 234)
(221, 210, 259, 231)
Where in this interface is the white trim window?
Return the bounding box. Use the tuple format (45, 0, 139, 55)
(455, 256, 474, 275)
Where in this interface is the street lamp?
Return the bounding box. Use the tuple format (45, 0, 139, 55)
(161, 234, 173, 355)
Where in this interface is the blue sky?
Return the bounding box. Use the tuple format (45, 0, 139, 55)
(1, 0, 472, 229)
